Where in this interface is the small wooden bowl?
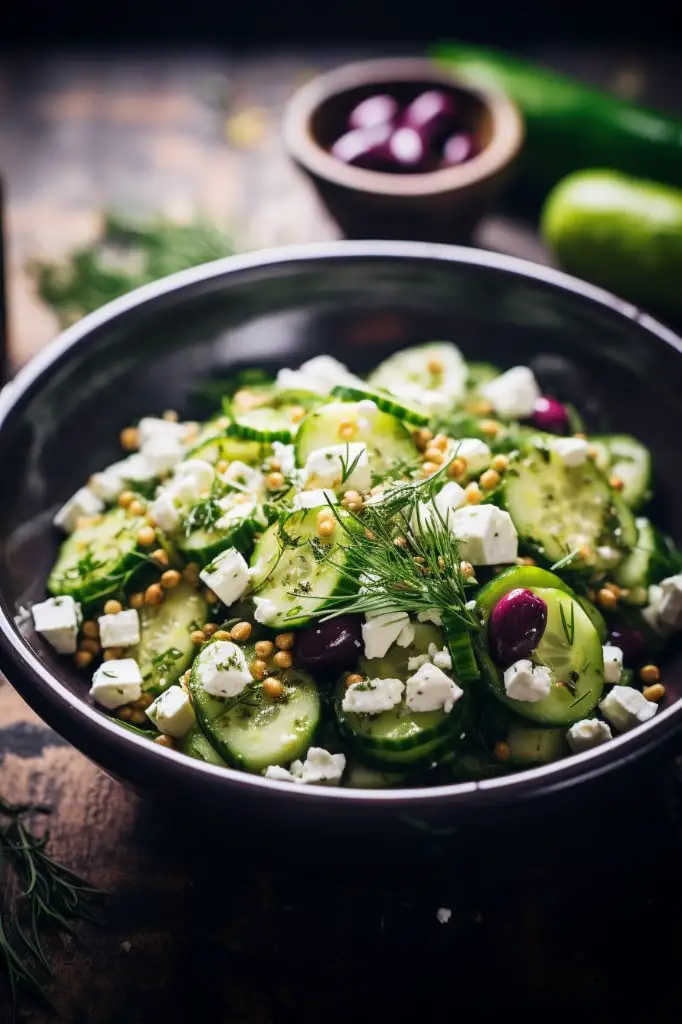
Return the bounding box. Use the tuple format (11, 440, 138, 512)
(282, 57, 524, 244)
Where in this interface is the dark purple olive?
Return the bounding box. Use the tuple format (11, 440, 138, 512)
(296, 615, 363, 670)
(489, 588, 548, 666)
(330, 124, 394, 171)
(530, 395, 571, 435)
(441, 132, 477, 167)
(348, 93, 399, 131)
(609, 627, 646, 667)
(386, 126, 432, 172)
(402, 89, 458, 146)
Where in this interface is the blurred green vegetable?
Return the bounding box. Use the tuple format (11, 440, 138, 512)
(30, 213, 234, 326)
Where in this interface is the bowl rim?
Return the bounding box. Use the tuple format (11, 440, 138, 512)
(281, 57, 524, 198)
(1, 238, 681, 812)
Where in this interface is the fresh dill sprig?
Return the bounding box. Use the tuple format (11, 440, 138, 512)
(550, 548, 582, 572)
(338, 443, 365, 488)
(0, 798, 103, 1016)
(559, 600, 575, 647)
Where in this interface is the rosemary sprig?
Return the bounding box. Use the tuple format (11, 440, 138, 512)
(0, 798, 103, 1016)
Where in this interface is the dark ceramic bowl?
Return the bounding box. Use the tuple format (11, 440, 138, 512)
(1, 241, 682, 833)
(282, 58, 523, 243)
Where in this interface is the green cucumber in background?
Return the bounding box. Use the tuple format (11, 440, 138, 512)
(431, 44, 682, 200)
(540, 170, 682, 316)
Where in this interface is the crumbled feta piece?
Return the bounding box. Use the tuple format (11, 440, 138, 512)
(137, 417, 191, 448)
(295, 747, 346, 785)
(303, 443, 371, 492)
(275, 368, 328, 395)
(436, 908, 452, 925)
(115, 452, 157, 486)
(253, 596, 278, 625)
(175, 458, 215, 493)
(150, 491, 182, 533)
(602, 644, 623, 684)
(88, 465, 127, 503)
(298, 354, 363, 392)
(596, 545, 620, 564)
(146, 686, 196, 738)
(453, 438, 492, 476)
(53, 487, 104, 533)
(214, 499, 266, 532)
(32, 596, 82, 654)
(198, 640, 252, 698)
(428, 644, 452, 671)
(480, 366, 540, 420)
(644, 574, 682, 633)
(390, 383, 452, 413)
(417, 609, 443, 626)
(98, 608, 141, 649)
(450, 505, 518, 565)
(599, 685, 658, 732)
(504, 659, 552, 703)
(551, 437, 589, 467)
(222, 460, 263, 491)
(140, 435, 185, 476)
(264, 764, 299, 782)
(200, 548, 250, 607)
(271, 441, 296, 477)
(405, 662, 463, 713)
(362, 611, 411, 659)
(293, 489, 338, 510)
(566, 718, 613, 753)
(407, 653, 431, 671)
(342, 677, 405, 715)
(395, 621, 416, 648)
(412, 481, 466, 534)
(90, 658, 143, 709)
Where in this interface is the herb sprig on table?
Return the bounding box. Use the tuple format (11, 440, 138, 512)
(0, 798, 102, 1016)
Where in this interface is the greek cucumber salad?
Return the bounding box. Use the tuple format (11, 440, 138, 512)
(31, 344, 681, 788)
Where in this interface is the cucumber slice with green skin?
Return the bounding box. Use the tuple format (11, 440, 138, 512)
(179, 500, 266, 566)
(442, 610, 480, 683)
(506, 720, 567, 764)
(343, 758, 408, 789)
(367, 341, 467, 405)
(480, 587, 604, 726)
(338, 621, 465, 769)
(226, 386, 322, 442)
(330, 384, 430, 426)
(48, 506, 150, 606)
(128, 582, 208, 694)
(186, 428, 268, 467)
(294, 401, 418, 482)
(189, 641, 321, 772)
(500, 441, 635, 574)
(614, 517, 682, 605)
(590, 434, 652, 509)
(248, 507, 357, 629)
(475, 564, 608, 642)
(180, 725, 228, 767)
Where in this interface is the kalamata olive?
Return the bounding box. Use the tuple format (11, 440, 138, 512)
(489, 588, 548, 666)
(609, 627, 646, 666)
(530, 395, 571, 435)
(330, 125, 394, 171)
(441, 132, 477, 167)
(402, 90, 458, 146)
(296, 615, 363, 670)
(348, 93, 399, 131)
(386, 126, 432, 172)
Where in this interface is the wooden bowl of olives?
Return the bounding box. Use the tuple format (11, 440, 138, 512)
(282, 57, 524, 244)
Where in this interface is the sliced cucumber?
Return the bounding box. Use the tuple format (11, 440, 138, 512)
(48, 506, 149, 606)
(226, 386, 322, 442)
(330, 384, 429, 426)
(506, 720, 567, 764)
(614, 517, 682, 605)
(466, 361, 501, 391)
(442, 610, 480, 683)
(591, 434, 652, 509)
(189, 641, 321, 773)
(501, 441, 635, 573)
(294, 401, 418, 482)
(480, 587, 604, 726)
(248, 507, 357, 628)
(186, 426, 268, 467)
(179, 498, 266, 566)
(128, 582, 208, 694)
(180, 725, 228, 767)
(343, 758, 408, 789)
(367, 341, 467, 407)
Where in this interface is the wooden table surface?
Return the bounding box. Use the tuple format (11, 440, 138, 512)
(1, 46, 682, 1021)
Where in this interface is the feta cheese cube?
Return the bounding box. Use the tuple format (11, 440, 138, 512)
(150, 491, 182, 534)
(175, 458, 215, 493)
(115, 453, 157, 486)
(342, 677, 405, 715)
(602, 644, 623, 684)
(32, 596, 82, 654)
(453, 438, 491, 476)
(253, 596, 278, 625)
(405, 662, 463, 713)
(504, 659, 552, 703)
(137, 417, 190, 448)
(298, 355, 363, 392)
(198, 640, 252, 698)
(98, 608, 141, 649)
(90, 658, 143, 709)
(417, 609, 443, 626)
(481, 365, 540, 420)
(412, 481, 466, 534)
(88, 465, 127, 503)
(428, 644, 452, 671)
(271, 442, 296, 477)
(200, 548, 250, 607)
(264, 764, 299, 782)
(566, 718, 613, 753)
(362, 611, 411, 659)
(146, 686, 196, 738)
(395, 620, 416, 648)
(651, 574, 682, 631)
(303, 443, 371, 493)
(450, 505, 518, 565)
(551, 437, 589, 467)
(599, 685, 658, 732)
(140, 435, 185, 476)
(53, 487, 104, 533)
(292, 489, 338, 510)
(293, 747, 346, 785)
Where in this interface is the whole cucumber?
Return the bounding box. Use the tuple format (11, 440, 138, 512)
(541, 169, 682, 315)
(432, 44, 682, 199)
